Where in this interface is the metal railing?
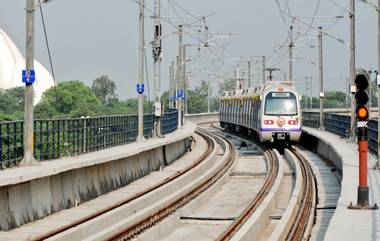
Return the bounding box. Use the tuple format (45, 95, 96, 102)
(0, 110, 178, 169)
(0, 121, 24, 168)
(161, 110, 179, 135)
(302, 111, 378, 155)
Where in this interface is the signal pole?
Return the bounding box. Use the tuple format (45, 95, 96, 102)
(289, 25, 294, 82)
(348, 74, 378, 209)
(136, 0, 145, 142)
(153, 0, 162, 137)
(350, 0, 356, 140)
(318, 27, 325, 130)
(21, 0, 37, 165)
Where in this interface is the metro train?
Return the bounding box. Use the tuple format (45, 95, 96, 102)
(219, 81, 302, 143)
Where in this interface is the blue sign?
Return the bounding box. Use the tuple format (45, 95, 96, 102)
(136, 84, 145, 94)
(22, 69, 36, 85)
(177, 90, 183, 98)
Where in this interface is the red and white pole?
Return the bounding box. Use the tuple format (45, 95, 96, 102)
(357, 137, 369, 206)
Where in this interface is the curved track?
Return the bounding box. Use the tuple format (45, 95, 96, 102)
(33, 131, 216, 241)
(285, 148, 316, 241)
(106, 129, 236, 241)
(215, 149, 279, 241)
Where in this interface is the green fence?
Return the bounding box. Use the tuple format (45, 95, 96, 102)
(0, 110, 178, 169)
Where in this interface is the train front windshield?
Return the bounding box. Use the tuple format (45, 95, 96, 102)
(264, 92, 298, 116)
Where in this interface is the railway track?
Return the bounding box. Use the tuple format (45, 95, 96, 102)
(285, 148, 316, 241)
(32, 130, 218, 241)
(36, 124, 317, 241)
(106, 129, 237, 241)
(215, 149, 279, 241)
(207, 123, 317, 241)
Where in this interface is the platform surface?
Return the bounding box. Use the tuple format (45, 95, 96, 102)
(304, 127, 380, 241)
(0, 130, 203, 241)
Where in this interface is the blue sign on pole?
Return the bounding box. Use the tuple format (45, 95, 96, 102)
(136, 84, 145, 94)
(177, 90, 183, 98)
(22, 69, 36, 85)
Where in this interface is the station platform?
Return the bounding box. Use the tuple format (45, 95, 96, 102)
(0, 122, 197, 231)
(303, 127, 380, 241)
(0, 131, 205, 241)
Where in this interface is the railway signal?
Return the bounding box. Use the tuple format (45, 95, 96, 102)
(349, 74, 378, 210)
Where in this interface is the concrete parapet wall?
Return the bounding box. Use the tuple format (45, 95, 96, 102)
(300, 127, 380, 241)
(185, 112, 219, 124)
(300, 129, 342, 172)
(0, 123, 196, 231)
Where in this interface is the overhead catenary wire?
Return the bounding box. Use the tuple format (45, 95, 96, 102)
(275, 0, 289, 28)
(297, 0, 321, 40)
(38, 0, 56, 83)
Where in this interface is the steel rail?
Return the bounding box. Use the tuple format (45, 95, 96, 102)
(215, 148, 279, 241)
(286, 148, 316, 241)
(106, 129, 236, 241)
(32, 130, 214, 241)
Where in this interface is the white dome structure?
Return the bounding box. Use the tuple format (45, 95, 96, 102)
(0, 28, 54, 104)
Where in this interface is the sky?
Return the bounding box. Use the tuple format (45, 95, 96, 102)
(0, 0, 378, 100)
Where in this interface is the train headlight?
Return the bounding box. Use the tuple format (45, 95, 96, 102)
(264, 120, 274, 125)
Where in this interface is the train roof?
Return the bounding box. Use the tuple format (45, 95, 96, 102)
(220, 81, 297, 100)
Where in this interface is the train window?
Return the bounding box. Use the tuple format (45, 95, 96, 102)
(264, 92, 297, 116)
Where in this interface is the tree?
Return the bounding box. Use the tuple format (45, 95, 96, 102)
(35, 81, 102, 118)
(324, 91, 347, 108)
(0, 87, 24, 121)
(219, 79, 236, 95)
(91, 75, 118, 104)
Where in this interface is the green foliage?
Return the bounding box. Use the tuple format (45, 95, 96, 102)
(219, 79, 236, 95)
(91, 75, 118, 104)
(301, 91, 350, 109)
(35, 81, 102, 118)
(0, 87, 24, 121)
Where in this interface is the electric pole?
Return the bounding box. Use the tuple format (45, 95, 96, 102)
(177, 25, 183, 128)
(248, 61, 251, 88)
(153, 0, 162, 137)
(377, 0, 380, 167)
(350, 0, 356, 139)
(305, 77, 309, 109)
(208, 74, 211, 113)
(182, 45, 187, 116)
(289, 25, 294, 82)
(235, 67, 240, 89)
(21, 0, 37, 165)
(262, 56, 266, 85)
(319, 26, 325, 130)
(310, 76, 313, 108)
(136, 0, 145, 142)
(169, 61, 174, 109)
(369, 69, 372, 119)
(175, 56, 180, 111)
